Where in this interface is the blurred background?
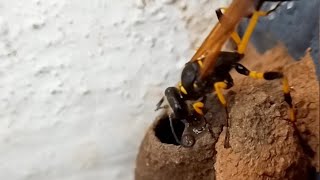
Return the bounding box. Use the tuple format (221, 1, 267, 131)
(0, 0, 318, 180)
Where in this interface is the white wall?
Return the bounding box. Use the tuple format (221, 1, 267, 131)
(0, 0, 229, 179)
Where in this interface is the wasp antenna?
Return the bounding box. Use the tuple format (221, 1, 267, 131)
(169, 115, 182, 145)
(223, 107, 231, 148)
(155, 97, 165, 111)
(266, 2, 283, 15)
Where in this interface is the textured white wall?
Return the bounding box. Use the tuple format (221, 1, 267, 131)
(0, 0, 229, 179)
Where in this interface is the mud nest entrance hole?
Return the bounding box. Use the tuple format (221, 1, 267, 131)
(154, 116, 185, 145)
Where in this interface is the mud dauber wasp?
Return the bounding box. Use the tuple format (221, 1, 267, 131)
(156, 0, 296, 148)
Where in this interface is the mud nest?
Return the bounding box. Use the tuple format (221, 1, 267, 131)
(135, 46, 319, 180)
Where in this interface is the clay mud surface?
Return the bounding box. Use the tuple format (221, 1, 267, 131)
(135, 46, 319, 180)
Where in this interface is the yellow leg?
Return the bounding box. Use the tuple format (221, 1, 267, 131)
(217, 4, 271, 54)
(214, 81, 230, 148)
(249, 71, 264, 79)
(231, 31, 241, 45)
(214, 82, 228, 106)
(282, 77, 296, 122)
(216, 7, 241, 46)
(193, 101, 204, 115)
(216, 7, 267, 52)
(237, 11, 267, 54)
(234, 63, 296, 122)
(216, 7, 243, 47)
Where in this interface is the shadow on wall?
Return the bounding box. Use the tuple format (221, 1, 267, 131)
(238, 0, 319, 76)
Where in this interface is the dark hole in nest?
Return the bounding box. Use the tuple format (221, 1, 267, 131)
(154, 116, 185, 145)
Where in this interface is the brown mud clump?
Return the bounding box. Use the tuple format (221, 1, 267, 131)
(135, 96, 227, 180)
(135, 45, 319, 180)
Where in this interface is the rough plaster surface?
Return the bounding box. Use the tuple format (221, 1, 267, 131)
(0, 0, 230, 179)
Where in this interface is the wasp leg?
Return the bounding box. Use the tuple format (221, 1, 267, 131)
(215, 8, 264, 54)
(214, 78, 234, 148)
(168, 114, 182, 145)
(203, 115, 215, 141)
(155, 97, 165, 111)
(237, 0, 291, 54)
(234, 63, 296, 122)
(191, 97, 214, 136)
(215, 8, 241, 46)
(191, 101, 209, 133)
(192, 101, 204, 116)
(256, 0, 294, 12)
(235, 1, 286, 53)
(217, 1, 288, 54)
(264, 2, 283, 15)
(197, 96, 213, 134)
(237, 10, 270, 54)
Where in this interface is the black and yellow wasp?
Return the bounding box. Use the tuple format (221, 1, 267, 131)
(156, 0, 295, 148)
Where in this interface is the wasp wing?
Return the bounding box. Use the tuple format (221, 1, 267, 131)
(189, 0, 254, 78)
